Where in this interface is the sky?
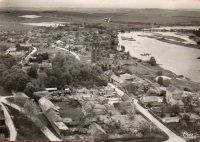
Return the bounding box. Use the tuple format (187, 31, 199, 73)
(0, 0, 200, 9)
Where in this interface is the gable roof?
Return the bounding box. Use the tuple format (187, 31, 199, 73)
(46, 108, 62, 122)
(39, 97, 58, 112)
(121, 94, 131, 101)
(110, 74, 126, 84)
(167, 86, 182, 95)
(89, 123, 106, 136)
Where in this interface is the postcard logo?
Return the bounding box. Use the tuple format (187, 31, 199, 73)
(183, 131, 199, 139)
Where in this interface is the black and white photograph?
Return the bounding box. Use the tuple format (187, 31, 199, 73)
(0, 0, 200, 141)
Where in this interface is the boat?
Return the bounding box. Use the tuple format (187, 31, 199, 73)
(140, 53, 151, 56)
(121, 36, 135, 41)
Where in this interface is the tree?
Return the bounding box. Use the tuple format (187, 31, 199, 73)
(149, 56, 156, 66)
(36, 56, 43, 64)
(138, 122, 151, 135)
(163, 79, 170, 87)
(182, 114, 190, 122)
(24, 100, 39, 121)
(27, 67, 37, 78)
(24, 82, 35, 98)
(14, 96, 28, 112)
(157, 71, 163, 76)
(129, 113, 135, 120)
(182, 96, 192, 107)
(160, 105, 166, 115)
(0, 54, 16, 68)
(2, 67, 30, 91)
(171, 104, 180, 115)
(157, 77, 163, 86)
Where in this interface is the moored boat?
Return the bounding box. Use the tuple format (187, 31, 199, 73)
(121, 36, 135, 41)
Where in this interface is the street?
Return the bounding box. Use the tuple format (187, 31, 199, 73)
(0, 101, 17, 140)
(108, 83, 186, 142)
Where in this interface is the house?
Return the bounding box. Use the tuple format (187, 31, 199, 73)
(110, 74, 128, 88)
(38, 62, 52, 69)
(166, 86, 183, 106)
(20, 43, 32, 48)
(38, 97, 69, 137)
(88, 123, 107, 139)
(45, 88, 58, 92)
(6, 47, 16, 53)
(121, 94, 131, 102)
(55, 40, 65, 47)
(97, 60, 122, 72)
(162, 117, 180, 123)
(180, 113, 200, 123)
(141, 96, 160, 106)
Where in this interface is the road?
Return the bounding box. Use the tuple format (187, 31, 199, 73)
(0, 101, 17, 140)
(20, 46, 37, 65)
(108, 83, 186, 142)
(0, 96, 61, 141)
(55, 46, 80, 60)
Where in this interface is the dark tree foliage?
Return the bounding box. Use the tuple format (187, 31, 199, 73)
(157, 77, 163, 86)
(33, 52, 49, 60)
(2, 66, 30, 91)
(0, 54, 16, 68)
(27, 67, 37, 78)
(193, 28, 200, 37)
(39, 54, 107, 89)
(149, 56, 156, 66)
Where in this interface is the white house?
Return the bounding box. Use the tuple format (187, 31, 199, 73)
(166, 86, 184, 106)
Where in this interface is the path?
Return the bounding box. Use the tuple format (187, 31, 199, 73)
(20, 46, 37, 65)
(55, 46, 80, 60)
(0, 101, 17, 140)
(0, 96, 61, 141)
(108, 83, 186, 142)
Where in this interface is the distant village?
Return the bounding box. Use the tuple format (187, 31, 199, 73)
(0, 22, 200, 141)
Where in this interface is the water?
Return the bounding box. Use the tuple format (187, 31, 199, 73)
(152, 26, 200, 30)
(118, 30, 200, 83)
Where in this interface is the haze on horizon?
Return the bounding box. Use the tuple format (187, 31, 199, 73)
(0, 0, 200, 9)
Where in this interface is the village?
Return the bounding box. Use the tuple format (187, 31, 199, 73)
(0, 21, 200, 142)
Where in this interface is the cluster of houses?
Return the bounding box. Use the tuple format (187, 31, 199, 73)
(6, 44, 32, 57)
(33, 84, 148, 140)
(140, 84, 200, 124)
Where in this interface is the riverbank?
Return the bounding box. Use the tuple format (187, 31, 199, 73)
(127, 56, 200, 91)
(118, 30, 200, 83)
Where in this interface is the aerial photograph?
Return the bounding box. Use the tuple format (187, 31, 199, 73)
(0, 0, 200, 141)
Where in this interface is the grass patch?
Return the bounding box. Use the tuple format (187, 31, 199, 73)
(53, 101, 84, 119)
(166, 122, 200, 137)
(5, 105, 48, 140)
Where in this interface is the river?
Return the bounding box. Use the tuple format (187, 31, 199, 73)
(118, 29, 200, 83)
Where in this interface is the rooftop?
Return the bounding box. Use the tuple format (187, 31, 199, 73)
(142, 96, 158, 103)
(53, 121, 69, 130)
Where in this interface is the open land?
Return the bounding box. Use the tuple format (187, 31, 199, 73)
(1, 9, 200, 31)
(0, 8, 200, 142)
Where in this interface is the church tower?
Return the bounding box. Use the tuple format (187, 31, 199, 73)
(91, 35, 100, 64)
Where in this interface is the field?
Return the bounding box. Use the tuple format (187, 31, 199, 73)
(35, 47, 73, 60)
(53, 101, 84, 119)
(1, 9, 200, 31)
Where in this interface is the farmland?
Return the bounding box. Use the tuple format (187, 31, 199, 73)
(1, 8, 200, 31)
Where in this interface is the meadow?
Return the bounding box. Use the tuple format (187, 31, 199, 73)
(0, 9, 200, 31)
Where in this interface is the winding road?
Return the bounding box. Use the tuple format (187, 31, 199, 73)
(0, 101, 17, 140)
(108, 83, 186, 142)
(55, 45, 80, 60)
